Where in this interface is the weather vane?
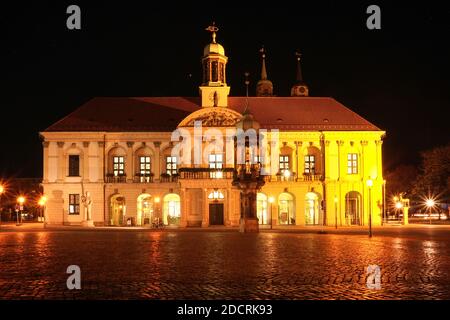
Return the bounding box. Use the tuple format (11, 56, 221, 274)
(205, 22, 219, 43)
(260, 46, 265, 58)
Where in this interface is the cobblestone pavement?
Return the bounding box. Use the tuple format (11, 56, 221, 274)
(1, 226, 450, 299)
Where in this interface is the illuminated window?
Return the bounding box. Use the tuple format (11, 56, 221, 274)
(68, 155, 80, 177)
(166, 156, 177, 175)
(347, 153, 358, 174)
(69, 194, 80, 215)
(304, 155, 315, 175)
(208, 190, 224, 200)
(139, 156, 151, 182)
(279, 155, 290, 174)
(113, 156, 125, 176)
(209, 154, 223, 178)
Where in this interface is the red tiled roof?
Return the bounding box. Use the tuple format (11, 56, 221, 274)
(44, 96, 381, 132)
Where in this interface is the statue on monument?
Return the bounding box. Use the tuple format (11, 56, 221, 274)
(81, 182, 95, 227)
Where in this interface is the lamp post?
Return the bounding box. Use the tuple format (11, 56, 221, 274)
(154, 196, 161, 227)
(38, 196, 47, 226)
(17, 196, 25, 226)
(367, 179, 373, 238)
(0, 185, 4, 227)
(425, 198, 435, 225)
(268, 196, 275, 230)
(334, 195, 338, 229)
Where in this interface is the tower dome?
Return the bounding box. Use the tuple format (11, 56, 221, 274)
(203, 42, 225, 56)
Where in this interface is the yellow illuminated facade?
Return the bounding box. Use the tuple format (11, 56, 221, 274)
(40, 26, 385, 227)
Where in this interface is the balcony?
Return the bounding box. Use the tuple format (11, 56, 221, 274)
(178, 168, 235, 179)
(133, 173, 154, 183)
(160, 173, 179, 183)
(106, 173, 127, 183)
(263, 173, 323, 183)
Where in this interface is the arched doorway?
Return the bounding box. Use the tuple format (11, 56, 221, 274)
(110, 195, 126, 226)
(305, 192, 320, 225)
(278, 192, 295, 225)
(257, 193, 269, 225)
(137, 194, 153, 226)
(163, 193, 181, 225)
(345, 191, 362, 225)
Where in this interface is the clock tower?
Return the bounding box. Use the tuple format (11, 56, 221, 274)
(199, 23, 230, 107)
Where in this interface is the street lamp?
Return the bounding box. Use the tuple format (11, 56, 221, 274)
(367, 179, 373, 238)
(17, 196, 25, 226)
(334, 195, 338, 229)
(425, 198, 435, 225)
(38, 195, 47, 225)
(268, 196, 275, 229)
(0, 185, 4, 227)
(154, 196, 161, 226)
(283, 169, 291, 181)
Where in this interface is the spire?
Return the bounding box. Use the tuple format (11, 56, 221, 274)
(244, 72, 250, 114)
(291, 51, 309, 97)
(260, 47, 267, 80)
(256, 46, 273, 97)
(295, 51, 304, 83)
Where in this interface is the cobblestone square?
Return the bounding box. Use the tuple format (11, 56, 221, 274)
(1, 225, 450, 299)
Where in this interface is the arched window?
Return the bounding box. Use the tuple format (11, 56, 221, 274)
(345, 191, 362, 225)
(305, 192, 320, 225)
(137, 193, 153, 226)
(257, 193, 269, 225)
(110, 194, 126, 226)
(108, 147, 126, 179)
(163, 193, 181, 225)
(135, 146, 153, 182)
(278, 192, 295, 225)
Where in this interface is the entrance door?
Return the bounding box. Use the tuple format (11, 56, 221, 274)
(209, 203, 224, 225)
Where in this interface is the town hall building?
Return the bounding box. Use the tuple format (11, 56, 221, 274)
(40, 25, 386, 228)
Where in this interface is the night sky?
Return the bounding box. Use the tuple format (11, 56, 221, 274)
(1, 1, 449, 178)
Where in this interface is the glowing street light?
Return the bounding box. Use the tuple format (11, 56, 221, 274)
(395, 202, 403, 210)
(16, 196, 26, 226)
(283, 169, 291, 180)
(367, 179, 373, 238)
(268, 196, 275, 229)
(38, 195, 48, 224)
(0, 184, 4, 227)
(425, 198, 436, 224)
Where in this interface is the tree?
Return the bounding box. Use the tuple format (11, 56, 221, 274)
(413, 144, 450, 202)
(385, 165, 418, 198)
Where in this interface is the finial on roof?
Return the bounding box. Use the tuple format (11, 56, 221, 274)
(244, 72, 250, 114)
(295, 51, 304, 83)
(260, 46, 267, 80)
(205, 22, 219, 44)
(291, 50, 309, 97)
(256, 46, 273, 97)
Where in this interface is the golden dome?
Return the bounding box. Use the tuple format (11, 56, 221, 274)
(203, 42, 225, 56)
